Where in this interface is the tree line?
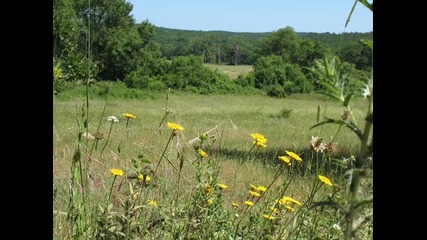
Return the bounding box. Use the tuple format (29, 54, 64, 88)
(53, 0, 372, 97)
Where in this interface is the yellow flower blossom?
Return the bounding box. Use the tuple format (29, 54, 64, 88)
(278, 156, 292, 165)
(285, 206, 295, 212)
(167, 122, 184, 131)
(137, 174, 151, 182)
(250, 133, 268, 148)
(285, 150, 302, 161)
(257, 185, 267, 193)
(263, 214, 275, 220)
(318, 175, 333, 186)
(250, 184, 259, 191)
(205, 186, 213, 195)
(269, 207, 279, 213)
(244, 200, 254, 206)
(122, 113, 136, 119)
(148, 200, 157, 206)
(198, 149, 208, 158)
(207, 199, 214, 205)
(249, 191, 261, 197)
(217, 183, 228, 190)
(282, 196, 302, 206)
(231, 202, 240, 208)
(110, 168, 124, 176)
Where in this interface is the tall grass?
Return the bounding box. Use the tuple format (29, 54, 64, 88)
(53, 93, 372, 239)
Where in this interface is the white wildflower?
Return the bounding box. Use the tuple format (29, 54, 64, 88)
(332, 223, 341, 230)
(107, 116, 119, 123)
(310, 136, 327, 153)
(82, 132, 95, 140)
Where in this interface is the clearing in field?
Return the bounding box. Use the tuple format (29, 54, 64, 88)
(204, 63, 253, 80)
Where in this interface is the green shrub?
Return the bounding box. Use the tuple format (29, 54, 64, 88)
(267, 85, 287, 98)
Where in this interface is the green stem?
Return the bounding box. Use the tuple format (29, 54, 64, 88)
(234, 164, 285, 239)
(240, 143, 257, 165)
(108, 176, 117, 201)
(100, 121, 114, 158)
(154, 131, 175, 174)
(344, 89, 373, 240)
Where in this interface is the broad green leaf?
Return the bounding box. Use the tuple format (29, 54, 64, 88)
(360, 39, 373, 49)
(140, 158, 151, 164)
(343, 92, 353, 107)
(310, 118, 363, 139)
(358, 0, 373, 11)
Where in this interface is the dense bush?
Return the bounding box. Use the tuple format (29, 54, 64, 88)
(251, 55, 312, 95)
(124, 55, 244, 94)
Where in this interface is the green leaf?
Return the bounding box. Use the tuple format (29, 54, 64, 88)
(132, 160, 141, 169)
(140, 158, 151, 164)
(343, 92, 353, 107)
(310, 118, 363, 139)
(345, 1, 359, 28)
(331, 158, 347, 169)
(309, 201, 346, 213)
(360, 39, 373, 49)
(358, 0, 373, 11)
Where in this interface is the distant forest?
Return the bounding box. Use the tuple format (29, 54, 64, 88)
(152, 26, 372, 65)
(153, 24, 373, 59)
(54, 0, 372, 97)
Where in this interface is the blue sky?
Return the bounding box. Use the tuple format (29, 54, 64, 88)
(126, 0, 372, 33)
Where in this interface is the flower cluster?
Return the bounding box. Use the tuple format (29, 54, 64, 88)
(250, 133, 268, 148)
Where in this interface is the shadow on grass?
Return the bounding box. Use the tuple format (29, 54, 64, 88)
(209, 145, 357, 176)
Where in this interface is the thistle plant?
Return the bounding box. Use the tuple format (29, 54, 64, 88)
(308, 2, 373, 237)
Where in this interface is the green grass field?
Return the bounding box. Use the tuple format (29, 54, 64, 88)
(204, 64, 253, 80)
(53, 93, 371, 239)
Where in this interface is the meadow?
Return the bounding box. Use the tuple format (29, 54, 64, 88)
(53, 93, 372, 239)
(203, 64, 253, 80)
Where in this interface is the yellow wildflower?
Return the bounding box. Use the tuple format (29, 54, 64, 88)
(249, 191, 261, 197)
(122, 113, 136, 119)
(285, 150, 302, 161)
(250, 184, 259, 191)
(282, 196, 302, 206)
(318, 175, 333, 186)
(205, 186, 213, 195)
(137, 174, 151, 182)
(198, 149, 208, 158)
(250, 133, 268, 147)
(167, 122, 184, 131)
(269, 207, 279, 213)
(231, 202, 240, 208)
(278, 156, 292, 165)
(110, 168, 124, 176)
(244, 201, 254, 206)
(263, 214, 275, 220)
(257, 185, 267, 193)
(285, 206, 295, 212)
(148, 200, 157, 206)
(217, 183, 228, 190)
